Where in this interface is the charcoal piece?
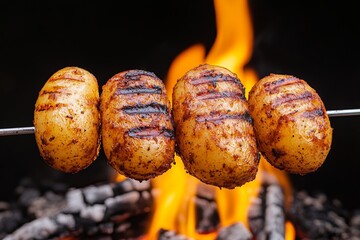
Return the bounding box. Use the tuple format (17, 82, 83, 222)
(157, 228, 193, 240)
(80, 204, 106, 223)
(66, 178, 151, 209)
(216, 222, 252, 240)
(104, 190, 153, 220)
(113, 212, 151, 239)
(18, 188, 40, 207)
(289, 190, 352, 239)
(195, 197, 220, 233)
(0, 209, 24, 235)
(65, 188, 87, 213)
(3, 178, 154, 240)
(28, 191, 66, 218)
(98, 222, 114, 235)
(350, 210, 360, 237)
(195, 184, 220, 234)
(248, 183, 285, 240)
(112, 179, 151, 196)
(83, 184, 114, 205)
(3, 213, 76, 240)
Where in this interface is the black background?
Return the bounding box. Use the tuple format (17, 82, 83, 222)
(0, 0, 359, 210)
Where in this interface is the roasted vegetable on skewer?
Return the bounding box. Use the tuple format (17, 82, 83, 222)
(172, 64, 260, 189)
(100, 70, 175, 180)
(248, 73, 333, 175)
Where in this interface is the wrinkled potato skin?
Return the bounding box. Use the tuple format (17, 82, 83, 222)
(101, 70, 175, 180)
(172, 64, 260, 189)
(248, 74, 332, 175)
(34, 67, 101, 173)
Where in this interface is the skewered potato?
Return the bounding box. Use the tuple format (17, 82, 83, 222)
(172, 64, 260, 189)
(100, 70, 175, 180)
(248, 74, 332, 175)
(34, 66, 101, 173)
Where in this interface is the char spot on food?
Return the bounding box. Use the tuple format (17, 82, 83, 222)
(122, 102, 168, 115)
(196, 91, 245, 101)
(115, 85, 162, 95)
(41, 135, 49, 145)
(124, 70, 158, 80)
(110, 143, 121, 161)
(272, 91, 313, 107)
(271, 148, 286, 159)
(196, 111, 253, 125)
(127, 126, 175, 139)
(69, 139, 79, 145)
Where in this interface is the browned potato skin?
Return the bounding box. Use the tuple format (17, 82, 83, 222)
(248, 74, 332, 175)
(34, 66, 101, 173)
(100, 70, 175, 180)
(172, 64, 260, 189)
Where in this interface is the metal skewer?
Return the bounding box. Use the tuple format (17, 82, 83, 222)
(0, 126, 35, 136)
(0, 109, 359, 137)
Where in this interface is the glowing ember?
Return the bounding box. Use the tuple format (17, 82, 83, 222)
(123, 0, 295, 239)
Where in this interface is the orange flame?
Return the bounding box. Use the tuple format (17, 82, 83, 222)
(146, 0, 295, 239)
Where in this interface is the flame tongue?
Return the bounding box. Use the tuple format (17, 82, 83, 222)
(144, 0, 295, 239)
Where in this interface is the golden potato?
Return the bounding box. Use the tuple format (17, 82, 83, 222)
(172, 64, 260, 189)
(248, 74, 332, 175)
(34, 66, 101, 173)
(100, 70, 175, 180)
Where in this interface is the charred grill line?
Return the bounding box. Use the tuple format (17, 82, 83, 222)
(122, 102, 168, 115)
(272, 91, 313, 107)
(115, 86, 162, 95)
(264, 76, 300, 92)
(190, 74, 244, 90)
(124, 70, 158, 80)
(196, 91, 245, 101)
(48, 77, 85, 82)
(127, 126, 174, 139)
(35, 103, 68, 112)
(40, 90, 72, 96)
(302, 108, 325, 118)
(196, 112, 253, 124)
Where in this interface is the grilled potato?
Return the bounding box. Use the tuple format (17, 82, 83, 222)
(172, 64, 260, 189)
(100, 70, 175, 180)
(248, 74, 332, 175)
(34, 66, 101, 173)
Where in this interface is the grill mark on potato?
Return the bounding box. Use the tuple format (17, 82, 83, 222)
(263, 76, 301, 92)
(189, 73, 244, 90)
(301, 107, 325, 119)
(40, 90, 72, 95)
(272, 91, 313, 107)
(35, 103, 68, 111)
(196, 91, 245, 100)
(115, 85, 162, 95)
(127, 126, 175, 139)
(278, 107, 325, 121)
(124, 70, 158, 80)
(48, 77, 86, 82)
(122, 102, 168, 115)
(196, 111, 253, 124)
